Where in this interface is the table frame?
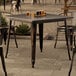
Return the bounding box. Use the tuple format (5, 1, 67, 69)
(5, 14, 72, 68)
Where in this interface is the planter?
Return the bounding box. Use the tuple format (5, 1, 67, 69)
(15, 24, 31, 36)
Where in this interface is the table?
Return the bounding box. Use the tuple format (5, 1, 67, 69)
(5, 13, 72, 68)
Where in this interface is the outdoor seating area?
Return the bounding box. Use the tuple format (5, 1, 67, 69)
(0, 0, 76, 76)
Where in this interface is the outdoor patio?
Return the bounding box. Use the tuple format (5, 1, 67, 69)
(0, 38, 76, 76)
(0, 0, 76, 76)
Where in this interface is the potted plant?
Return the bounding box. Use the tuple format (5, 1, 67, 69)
(16, 24, 31, 36)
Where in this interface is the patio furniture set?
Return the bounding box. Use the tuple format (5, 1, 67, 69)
(0, 11, 74, 76)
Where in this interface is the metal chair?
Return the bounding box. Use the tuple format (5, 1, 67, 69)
(54, 12, 74, 50)
(5, 20, 18, 58)
(0, 27, 7, 76)
(0, 12, 18, 58)
(68, 47, 76, 76)
(68, 32, 76, 76)
(68, 12, 76, 76)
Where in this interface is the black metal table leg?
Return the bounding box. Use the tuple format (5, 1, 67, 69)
(31, 23, 37, 68)
(64, 20, 71, 60)
(39, 23, 43, 52)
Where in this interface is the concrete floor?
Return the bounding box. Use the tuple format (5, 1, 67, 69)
(0, 37, 76, 76)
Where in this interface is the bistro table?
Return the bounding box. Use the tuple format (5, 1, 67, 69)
(5, 13, 72, 68)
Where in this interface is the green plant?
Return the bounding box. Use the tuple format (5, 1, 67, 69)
(0, 13, 8, 44)
(16, 24, 30, 35)
(0, 14, 8, 27)
(0, 17, 8, 27)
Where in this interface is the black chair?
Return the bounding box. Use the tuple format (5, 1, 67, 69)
(68, 29, 76, 76)
(0, 12, 18, 58)
(54, 12, 74, 50)
(5, 20, 18, 58)
(68, 47, 75, 76)
(68, 12, 76, 76)
(0, 27, 7, 76)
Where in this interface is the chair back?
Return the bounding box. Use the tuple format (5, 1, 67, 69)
(71, 11, 76, 25)
(60, 12, 76, 26)
(57, 12, 72, 26)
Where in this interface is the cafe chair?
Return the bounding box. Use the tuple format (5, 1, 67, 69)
(68, 26, 76, 76)
(0, 28, 7, 76)
(7, 24, 18, 48)
(54, 12, 74, 49)
(5, 20, 18, 58)
(0, 12, 18, 58)
(68, 38, 76, 76)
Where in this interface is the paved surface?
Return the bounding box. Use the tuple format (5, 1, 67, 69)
(1, 38, 76, 76)
(0, 2, 76, 76)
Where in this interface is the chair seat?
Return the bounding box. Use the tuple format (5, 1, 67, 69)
(57, 25, 74, 32)
(54, 25, 74, 48)
(58, 25, 73, 29)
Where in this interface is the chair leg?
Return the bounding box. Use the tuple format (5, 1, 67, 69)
(68, 48, 76, 76)
(54, 29, 59, 48)
(12, 27, 18, 48)
(74, 35, 76, 47)
(3, 28, 8, 45)
(69, 29, 74, 51)
(5, 26, 11, 58)
(5, 26, 18, 58)
(0, 47, 7, 76)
